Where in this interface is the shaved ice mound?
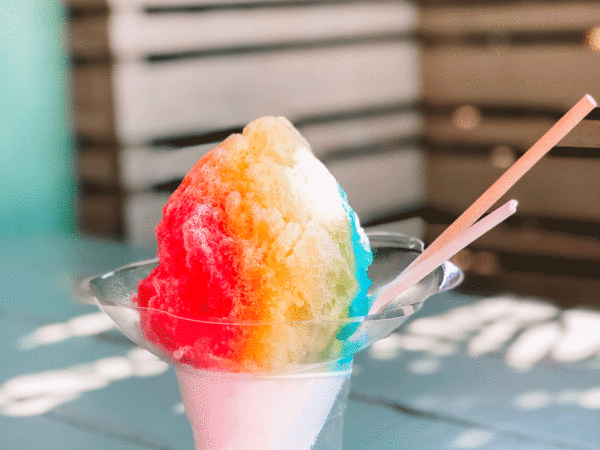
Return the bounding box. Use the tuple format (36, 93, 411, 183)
(135, 117, 372, 372)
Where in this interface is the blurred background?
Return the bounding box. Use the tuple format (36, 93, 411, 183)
(3, 4, 600, 447)
(3, 0, 600, 307)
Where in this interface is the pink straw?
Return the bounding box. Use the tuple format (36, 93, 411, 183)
(407, 94, 596, 273)
(369, 200, 519, 314)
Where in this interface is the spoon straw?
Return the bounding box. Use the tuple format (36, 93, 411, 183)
(369, 199, 518, 314)
(407, 94, 596, 273)
(369, 94, 596, 315)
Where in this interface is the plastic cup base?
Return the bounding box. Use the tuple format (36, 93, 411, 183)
(175, 364, 352, 450)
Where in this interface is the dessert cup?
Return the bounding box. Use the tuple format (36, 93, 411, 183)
(175, 361, 352, 450)
(87, 232, 462, 449)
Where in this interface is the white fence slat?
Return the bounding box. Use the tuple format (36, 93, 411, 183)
(107, 0, 406, 13)
(119, 112, 422, 191)
(113, 42, 420, 145)
(109, 2, 417, 60)
(120, 144, 213, 191)
(124, 192, 171, 246)
(301, 111, 422, 157)
(328, 147, 425, 222)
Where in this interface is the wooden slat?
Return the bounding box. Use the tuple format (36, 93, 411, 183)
(456, 267, 600, 308)
(426, 115, 555, 150)
(72, 64, 115, 142)
(73, 42, 420, 144)
(69, 14, 109, 59)
(68, 0, 107, 10)
(70, 2, 416, 60)
(108, 42, 419, 145)
(79, 193, 123, 237)
(120, 143, 212, 191)
(498, 271, 600, 308)
(69, 0, 355, 11)
(114, 111, 422, 191)
(301, 111, 422, 158)
(427, 223, 600, 262)
(103, 0, 379, 13)
(423, 44, 600, 110)
(124, 192, 170, 245)
(558, 119, 600, 148)
(427, 153, 600, 221)
(426, 114, 600, 150)
(78, 147, 118, 186)
(427, 226, 600, 307)
(420, 2, 600, 38)
(328, 147, 425, 222)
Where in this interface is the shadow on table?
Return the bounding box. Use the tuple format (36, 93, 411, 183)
(372, 294, 600, 372)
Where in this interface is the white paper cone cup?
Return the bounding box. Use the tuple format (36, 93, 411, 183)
(175, 365, 352, 450)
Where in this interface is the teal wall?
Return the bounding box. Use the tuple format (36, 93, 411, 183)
(1, 0, 74, 236)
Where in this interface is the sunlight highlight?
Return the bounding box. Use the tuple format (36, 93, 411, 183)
(408, 357, 442, 375)
(399, 295, 600, 371)
(172, 402, 185, 415)
(505, 322, 561, 370)
(468, 319, 522, 356)
(552, 310, 600, 363)
(0, 348, 169, 417)
(579, 387, 600, 409)
(368, 332, 458, 361)
(512, 390, 552, 410)
(450, 429, 495, 449)
(369, 334, 404, 360)
(513, 386, 600, 411)
(19, 312, 116, 350)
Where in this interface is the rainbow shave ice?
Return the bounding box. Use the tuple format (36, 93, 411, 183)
(135, 116, 373, 372)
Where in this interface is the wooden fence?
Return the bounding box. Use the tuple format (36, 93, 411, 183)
(68, 0, 423, 245)
(420, 0, 600, 306)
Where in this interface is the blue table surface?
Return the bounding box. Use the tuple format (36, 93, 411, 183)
(1, 232, 599, 450)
